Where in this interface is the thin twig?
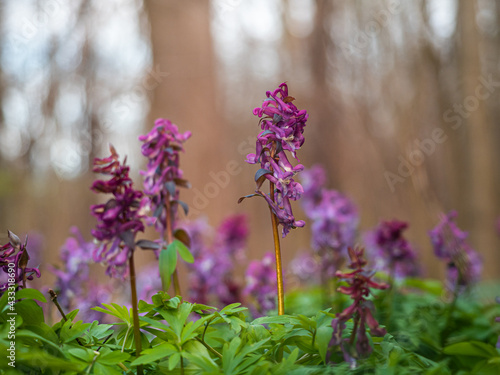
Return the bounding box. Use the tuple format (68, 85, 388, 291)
(48, 289, 84, 346)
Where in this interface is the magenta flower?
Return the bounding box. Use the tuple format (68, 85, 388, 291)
(139, 118, 191, 235)
(364, 220, 420, 278)
(252, 83, 308, 159)
(90, 145, 145, 278)
(429, 211, 482, 293)
(329, 247, 388, 361)
(244, 82, 308, 238)
(0, 231, 41, 294)
(244, 252, 277, 316)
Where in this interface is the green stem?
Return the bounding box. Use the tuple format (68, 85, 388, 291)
(129, 252, 143, 375)
(195, 337, 223, 359)
(48, 289, 84, 347)
(166, 196, 181, 296)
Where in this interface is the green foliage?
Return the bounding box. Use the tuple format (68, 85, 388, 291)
(1, 285, 499, 374)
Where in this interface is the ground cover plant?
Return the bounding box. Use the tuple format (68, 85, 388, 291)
(0, 83, 499, 374)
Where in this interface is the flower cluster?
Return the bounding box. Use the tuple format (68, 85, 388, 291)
(301, 165, 359, 277)
(245, 82, 307, 237)
(429, 211, 482, 293)
(139, 118, 191, 235)
(244, 252, 277, 316)
(0, 231, 41, 293)
(329, 247, 388, 362)
(90, 145, 145, 278)
(364, 220, 420, 278)
(186, 215, 248, 306)
(51, 227, 113, 322)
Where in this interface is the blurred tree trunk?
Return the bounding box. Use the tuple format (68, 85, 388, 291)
(458, 0, 497, 277)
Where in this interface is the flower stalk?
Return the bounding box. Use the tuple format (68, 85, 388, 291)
(128, 251, 143, 375)
(269, 180, 284, 315)
(241, 82, 308, 315)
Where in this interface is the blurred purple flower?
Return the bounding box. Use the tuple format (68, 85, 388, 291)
(139, 118, 191, 235)
(136, 263, 163, 303)
(244, 252, 277, 316)
(90, 145, 145, 279)
(301, 166, 359, 277)
(328, 247, 388, 361)
(289, 252, 321, 285)
(214, 214, 249, 261)
(429, 211, 482, 293)
(364, 220, 420, 278)
(51, 227, 113, 322)
(0, 231, 41, 294)
(186, 215, 248, 307)
(245, 82, 307, 238)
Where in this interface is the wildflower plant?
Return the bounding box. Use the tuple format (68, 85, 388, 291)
(364, 220, 420, 280)
(0, 230, 41, 293)
(329, 247, 388, 363)
(240, 82, 308, 315)
(429, 211, 482, 294)
(90, 144, 146, 372)
(139, 118, 193, 295)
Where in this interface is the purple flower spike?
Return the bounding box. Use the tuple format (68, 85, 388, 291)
(244, 82, 308, 238)
(328, 247, 388, 360)
(90, 145, 145, 278)
(364, 220, 420, 278)
(429, 211, 482, 293)
(0, 231, 41, 294)
(244, 252, 277, 317)
(139, 118, 191, 235)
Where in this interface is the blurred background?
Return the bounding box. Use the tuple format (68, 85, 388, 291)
(0, 0, 499, 287)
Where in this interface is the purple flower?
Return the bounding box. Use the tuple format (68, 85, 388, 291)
(0, 231, 41, 294)
(136, 263, 163, 303)
(364, 220, 420, 278)
(139, 118, 191, 235)
(244, 252, 277, 316)
(90, 145, 145, 278)
(51, 227, 113, 322)
(214, 214, 249, 261)
(328, 248, 388, 360)
(244, 82, 308, 238)
(429, 211, 482, 292)
(186, 215, 249, 307)
(252, 83, 308, 159)
(301, 166, 359, 277)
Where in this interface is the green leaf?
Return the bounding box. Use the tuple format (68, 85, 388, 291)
(14, 299, 44, 325)
(98, 351, 131, 365)
(316, 325, 333, 364)
(15, 288, 47, 303)
(443, 341, 498, 358)
(171, 239, 194, 264)
(252, 315, 293, 326)
(159, 245, 177, 291)
(169, 352, 181, 371)
(130, 343, 177, 366)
